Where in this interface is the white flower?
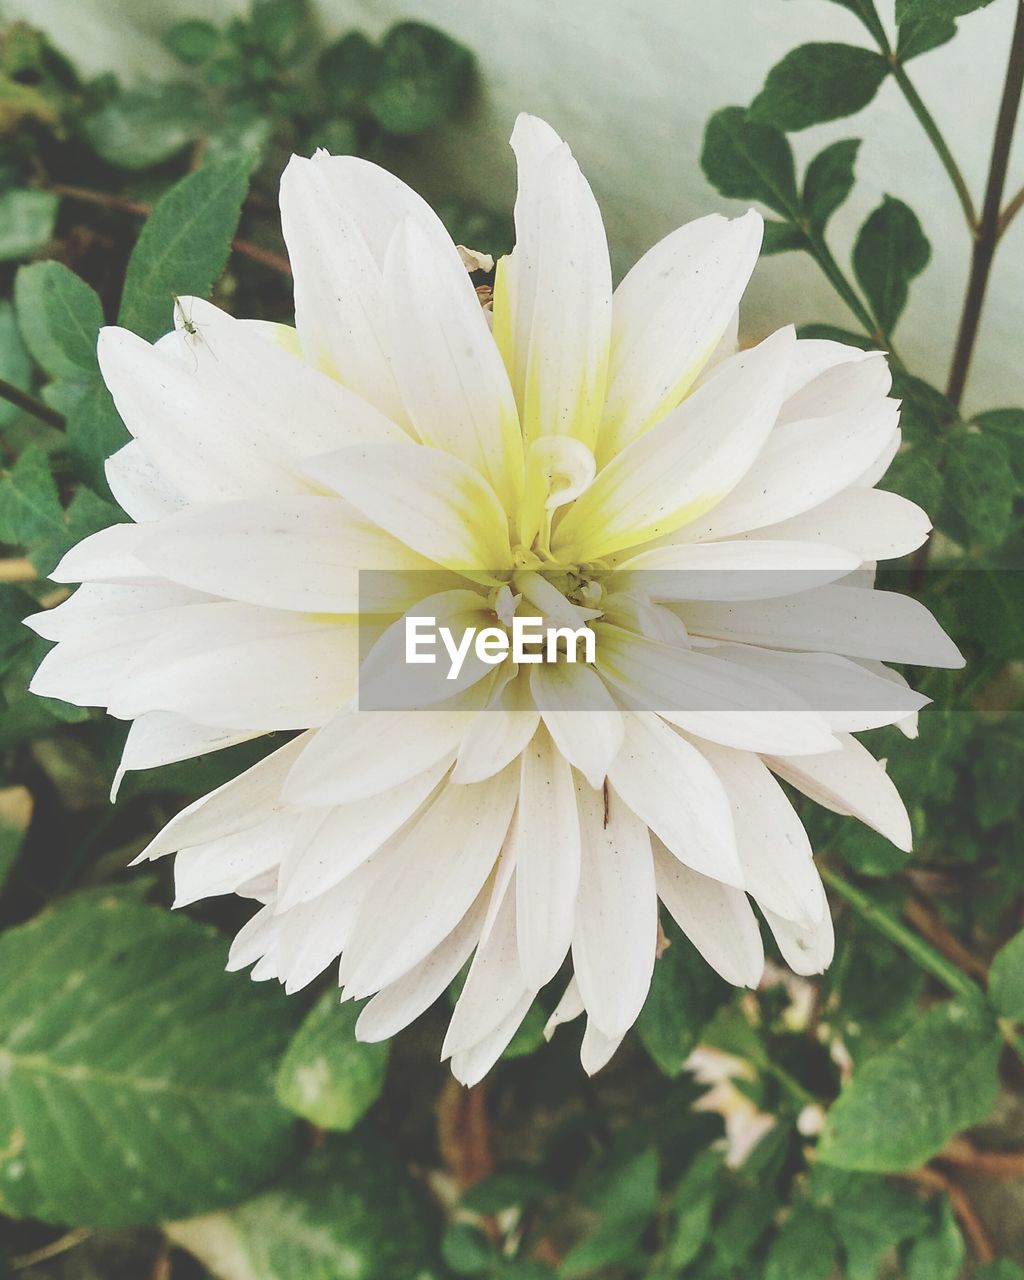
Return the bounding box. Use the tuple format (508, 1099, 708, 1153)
(27, 115, 962, 1083)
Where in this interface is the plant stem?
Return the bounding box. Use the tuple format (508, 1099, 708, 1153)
(946, 0, 1024, 407)
(999, 181, 1024, 235)
(0, 377, 67, 430)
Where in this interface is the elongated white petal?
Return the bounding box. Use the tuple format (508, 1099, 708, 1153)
(515, 726, 581, 989)
(553, 327, 796, 561)
(678, 586, 964, 668)
(137, 734, 311, 861)
(107, 604, 359, 729)
(763, 904, 834, 976)
(611, 539, 860, 601)
(531, 662, 624, 788)
(276, 758, 450, 909)
(303, 442, 513, 573)
(599, 210, 763, 461)
(133, 496, 437, 613)
(734, 487, 931, 562)
(607, 713, 743, 887)
(492, 114, 612, 448)
(114, 713, 259, 800)
(26, 583, 206, 642)
(580, 1019, 626, 1075)
(451, 673, 540, 784)
(696, 740, 824, 925)
(173, 810, 312, 907)
(356, 891, 489, 1042)
(544, 977, 585, 1040)
(339, 765, 518, 997)
(105, 441, 185, 521)
(572, 777, 657, 1037)
(384, 218, 523, 509)
(767, 734, 912, 851)
(652, 841, 764, 987)
(450, 992, 535, 1087)
(50, 522, 157, 586)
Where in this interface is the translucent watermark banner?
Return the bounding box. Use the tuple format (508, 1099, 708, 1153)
(354, 568, 985, 714)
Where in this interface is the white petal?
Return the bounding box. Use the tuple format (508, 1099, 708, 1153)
(384, 218, 523, 510)
(107, 604, 359, 729)
(580, 1019, 626, 1076)
(105, 441, 185, 521)
(113, 712, 259, 800)
(767, 734, 912, 850)
(652, 841, 764, 987)
(450, 992, 535, 1087)
(173, 810, 310, 906)
(599, 210, 763, 461)
(553, 327, 796, 561)
(451, 672, 539, 784)
(339, 766, 518, 997)
(763, 904, 835, 976)
(607, 712, 743, 887)
(514, 726, 581, 989)
(26, 582, 207, 642)
(678, 586, 964, 667)
(50, 522, 158, 585)
(530, 662, 624, 789)
(544, 977, 585, 1039)
(492, 114, 612, 448)
(734, 487, 931, 562)
(303, 441, 513, 573)
(572, 777, 657, 1037)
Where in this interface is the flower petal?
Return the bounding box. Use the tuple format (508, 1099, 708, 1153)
(733, 487, 931, 561)
(530, 661, 624, 789)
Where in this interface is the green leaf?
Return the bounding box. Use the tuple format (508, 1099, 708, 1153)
(83, 83, 206, 170)
(972, 727, 1024, 829)
(764, 1205, 838, 1280)
(940, 430, 1016, 549)
(817, 995, 1002, 1171)
(890, 370, 957, 442)
(249, 0, 305, 58)
(661, 1150, 722, 1269)
(168, 1135, 442, 1279)
(318, 33, 381, 114)
(701, 107, 799, 218)
(46, 375, 129, 496)
(441, 1223, 496, 1275)
(0, 785, 31, 894)
(0, 892, 299, 1226)
(118, 155, 250, 343)
(461, 1171, 550, 1214)
(0, 300, 31, 427)
(369, 22, 474, 135)
(0, 445, 63, 548)
(796, 323, 876, 350)
(905, 1199, 965, 1280)
(973, 407, 1024, 483)
(811, 1167, 930, 1280)
(896, 0, 996, 22)
(977, 1264, 1024, 1280)
(14, 261, 103, 379)
(165, 19, 221, 65)
(750, 44, 888, 131)
(897, 15, 958, 60)
(560, 1151, 658, 1278)
(0, 189, 58, 262)
(989, 928, 1024, 1021)
(803, 139, 860, 231)
(275, 990, 389, 1132)
(637, 916, 731, 1076)
(852, 195, 930, 332)
(761, 221, 806, 255)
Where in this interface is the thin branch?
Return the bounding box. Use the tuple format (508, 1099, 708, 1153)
(902, 895, 989, 982)
(946, 0, 1024, 406)
(12, 1229, 93, 1270)
(0, 378, 67, 430)
(939, 1136, 1024, 1179)
(901, 1166, 996, 1263)
(45, 181, 293, 277)
(998, 181, 1024, 236)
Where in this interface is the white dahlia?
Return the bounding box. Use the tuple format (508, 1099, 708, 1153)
(28, 115, 961, 1083)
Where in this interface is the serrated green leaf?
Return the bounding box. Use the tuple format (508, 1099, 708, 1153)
(818, 995, 1002, 1171)
(44, 373, 129, 496)
(897, 15, 958, 59)
(84, 83, 206, 170)
(896, 0, 995, 21)
(905, 1198, 965, 1280)
(14, 260, 103, 379)
(750, 44, 888, 132)
(764, 1204, 837, 1280)
(811, 1168, 930, 1280)
(890, 369, 958, 441)
(0, 189, 58, 262)
(803, 139, 860, 231)
(853, 195, 930, 332)
(275, 990, 389, 1132)
(167, 1136, 442, 1279)
(701, 107, 799, 218)
(989, 928, 1024, 1021)
(118, 156, 250, 343)
(973, 407, 1024, 482)
(0, 445, 63, 548)
(940, 430, 1016, 549)
(0, 892, 299, 1226)
(369, 22, 474, 135)
(637, 916, 731, 1077)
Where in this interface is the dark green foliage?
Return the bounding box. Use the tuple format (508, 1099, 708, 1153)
(853, 195, 931, 333)
(749, 43, 888, 131)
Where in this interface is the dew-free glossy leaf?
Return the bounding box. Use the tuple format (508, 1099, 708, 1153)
(701, 107, 799, 217)
(750, 45, 888, 132)
(853, 196, 930, 332)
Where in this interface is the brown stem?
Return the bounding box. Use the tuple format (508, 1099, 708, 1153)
(900, 1166, 995, 1262)
(946, 0, 1024, 407)
(939, 1137, 1024, 1178)
(12, 1229, 93, 1270)
(902, 895, 989, 982)
(0, 377, 67, 430)
(998, 182, 1024, 235)
(45, 182, 293, 277)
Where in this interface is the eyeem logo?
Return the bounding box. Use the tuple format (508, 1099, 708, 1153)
(406, 616, 596, 680)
